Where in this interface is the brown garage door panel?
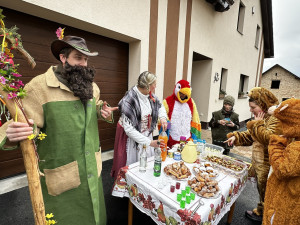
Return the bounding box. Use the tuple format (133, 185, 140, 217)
(100, 94, 124, 107)
(0, 149, 23, 162)
(94, 69, 127, 83)
(93, 57, 128, 72)
(0, 158, 25, 179)
(99, 127, 117, 140)
(98, 82, 128, 94)
(99, 138, 116, 151)
(1, 7, 128, 179)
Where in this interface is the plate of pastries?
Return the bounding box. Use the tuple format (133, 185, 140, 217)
(163, 161, 192, 180)
(187, 173, 221, 198)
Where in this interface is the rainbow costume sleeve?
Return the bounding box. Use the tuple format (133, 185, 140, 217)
(191, 99, 201, 140)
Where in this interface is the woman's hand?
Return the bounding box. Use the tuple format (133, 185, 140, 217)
(150, 140, 160, 148)
(224, 136, 236, 146)
(150, 140, 166, 148)
(254, 112, 265, 121)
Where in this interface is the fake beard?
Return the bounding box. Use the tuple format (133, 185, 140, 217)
(62, 62, 95, 104)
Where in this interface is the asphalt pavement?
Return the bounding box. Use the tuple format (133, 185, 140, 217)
(0, 156, 262, 225)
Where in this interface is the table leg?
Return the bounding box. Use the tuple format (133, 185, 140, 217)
(128, 199, 133, 225)
(227, 202, 236, 224)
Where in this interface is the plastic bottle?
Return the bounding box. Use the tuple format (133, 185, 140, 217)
(158, 131, 168, 161)
(197, 139, 203, 155)
(139, 144, 147, 173)
(203, 140, 207, 152)
(153, 148, 162, 177)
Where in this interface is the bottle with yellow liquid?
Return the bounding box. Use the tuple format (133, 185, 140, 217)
(158, 131, 168, 161)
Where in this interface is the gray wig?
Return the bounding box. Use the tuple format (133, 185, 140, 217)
(137, 71, 157, 90)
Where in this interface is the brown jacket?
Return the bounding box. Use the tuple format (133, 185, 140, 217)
(227, 115, 282, 166)
(263, 136, 300, 225)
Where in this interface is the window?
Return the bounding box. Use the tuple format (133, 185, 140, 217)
(219, 68, 228, 99)
(238, 74, 249, 97)
(271, 80, 280, 89)
(237, 2, 246, 34)
(255, 25, 260, 48)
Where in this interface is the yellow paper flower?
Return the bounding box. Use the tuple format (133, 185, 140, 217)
(28, 134, 36, 140)
(37, 132, 47, 140)
(45, 213, 54, 219)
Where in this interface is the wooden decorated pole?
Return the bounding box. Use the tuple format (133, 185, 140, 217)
(0, 15, 46, 225)
(0, 92, 46, 225)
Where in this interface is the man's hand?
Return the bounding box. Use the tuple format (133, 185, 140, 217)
(6, 120, 34, 142)
(101, 101, 118, 119)
(224, 136, 236, 146)
(254, 112, 265, 121)
(160, 118, 168, 131)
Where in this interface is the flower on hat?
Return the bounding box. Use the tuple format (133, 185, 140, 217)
(56, 27, 65, 40)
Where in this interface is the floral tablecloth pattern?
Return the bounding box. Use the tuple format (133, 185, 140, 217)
(112, 157, 248, 225)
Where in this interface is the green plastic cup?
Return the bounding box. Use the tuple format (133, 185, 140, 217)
(177, 194, 182, 202)
(180, 200, 185, 209)
(186, 195, 191, 204)
(181, 190, 186, 197)
(190, 192, 195, 200)
(185, 186, 191, 194)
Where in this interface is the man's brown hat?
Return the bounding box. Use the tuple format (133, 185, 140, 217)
(51, 36, 98, 60)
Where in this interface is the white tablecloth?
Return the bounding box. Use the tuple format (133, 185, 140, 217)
(112, 157, 248, 225)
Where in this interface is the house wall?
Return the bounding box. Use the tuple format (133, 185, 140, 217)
(261, 66, 300, 101)
(0, 0, 266, 123)
(189, 0, 264, 122)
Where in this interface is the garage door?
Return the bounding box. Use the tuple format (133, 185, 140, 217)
(0, 7, 128, 179)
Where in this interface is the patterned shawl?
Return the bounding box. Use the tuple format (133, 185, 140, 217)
(118, 87, 161, 135)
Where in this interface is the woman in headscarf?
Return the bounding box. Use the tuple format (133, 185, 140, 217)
(111, 71, 168, 179)
(225, 87, 282, 222)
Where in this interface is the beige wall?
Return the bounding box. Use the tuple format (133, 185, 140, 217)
(261, 66, 300, 101)
(0, 0, 266, 122)
(191, 60, 213, 120)
(0, 0, 151, 92)
(189, 0, 263, 122)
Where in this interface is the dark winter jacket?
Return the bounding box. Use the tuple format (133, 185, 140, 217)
(209, 108, 239, 149)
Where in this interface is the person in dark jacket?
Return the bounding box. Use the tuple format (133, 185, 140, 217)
(209, 95, 239, 155)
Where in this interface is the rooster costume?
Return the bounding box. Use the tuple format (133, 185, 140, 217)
(163, 80, 201, 147)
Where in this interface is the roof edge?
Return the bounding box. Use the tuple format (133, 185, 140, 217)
(260, 0, 274, 58)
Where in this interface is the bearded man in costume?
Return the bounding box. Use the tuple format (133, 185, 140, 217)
(163, 80, 201, 148)
(1, 35, 117, 225)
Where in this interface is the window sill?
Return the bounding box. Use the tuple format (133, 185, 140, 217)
(238, 96, 247, 99)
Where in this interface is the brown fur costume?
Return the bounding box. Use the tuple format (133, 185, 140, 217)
(227, 87, 282, 216)
(263, 98, 300, 225)
(248, 87, 279, 112)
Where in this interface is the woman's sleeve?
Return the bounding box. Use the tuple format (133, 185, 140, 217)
(227, 130, 253, 146)
(269, 135, 300, 180)
(122, 114, 151, 146)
